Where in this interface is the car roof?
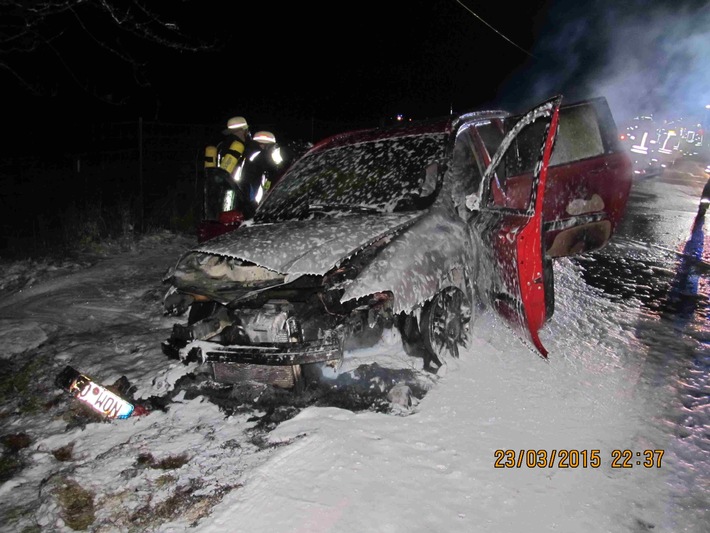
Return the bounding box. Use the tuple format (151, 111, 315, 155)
(310, 117, 452, 151)
(308, 98, 612, 157)
(307, 109, 512, 156)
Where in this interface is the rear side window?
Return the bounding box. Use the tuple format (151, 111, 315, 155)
(548, 105, 604, 165)
(500, 98, 619, 175)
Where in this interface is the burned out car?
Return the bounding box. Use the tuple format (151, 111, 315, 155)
(161, 96, 632, 389)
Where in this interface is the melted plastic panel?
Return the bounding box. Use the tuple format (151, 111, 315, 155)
(546, 221, 612, 257)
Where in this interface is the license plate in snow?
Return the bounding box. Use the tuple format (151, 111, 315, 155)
(70, 376, 134, 419)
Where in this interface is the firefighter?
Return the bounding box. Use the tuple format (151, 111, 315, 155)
(218, 115, 250, 178)
(699, 176, 710, 217)
(239, 130, 286, 216)
(197, 116, 251, 243)
(215, 115, 252, 215)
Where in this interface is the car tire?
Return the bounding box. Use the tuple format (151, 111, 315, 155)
(397, 312, 420, 342)
(396, 312, 428, 360)
(420, 286, 471, 372)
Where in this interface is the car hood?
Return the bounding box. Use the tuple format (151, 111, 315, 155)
(190, 212, 427, 281)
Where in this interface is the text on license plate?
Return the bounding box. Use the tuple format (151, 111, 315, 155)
(72, 379, 134, 419)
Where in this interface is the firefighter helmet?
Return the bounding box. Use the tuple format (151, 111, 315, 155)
(253, 131, 276, 144)
(227, 116, 248, 130)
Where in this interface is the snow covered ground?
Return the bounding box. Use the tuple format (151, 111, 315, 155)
(0, 161, 708, 532)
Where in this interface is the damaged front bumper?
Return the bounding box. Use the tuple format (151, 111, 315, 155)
(162, 335, 343, 366)
(162, 322, 345, 389)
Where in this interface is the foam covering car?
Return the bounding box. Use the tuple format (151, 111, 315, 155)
(161, 95, 632, 389)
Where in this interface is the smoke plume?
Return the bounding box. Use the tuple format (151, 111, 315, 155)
(500, 0, 710, 125)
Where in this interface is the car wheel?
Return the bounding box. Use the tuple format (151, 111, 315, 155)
(420, 286, 471, 372)
(397, 312, 420, 342)
(396, 312, 427, 360)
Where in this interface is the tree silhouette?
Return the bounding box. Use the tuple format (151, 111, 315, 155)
(1, 0, 216, 106)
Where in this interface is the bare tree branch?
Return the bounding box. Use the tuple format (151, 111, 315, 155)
(0, 0, 217, 101)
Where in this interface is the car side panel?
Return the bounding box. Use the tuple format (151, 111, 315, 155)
(340, 206, 474, 315)
(471, 98, 632, 258)
(542, 152, 632, 256)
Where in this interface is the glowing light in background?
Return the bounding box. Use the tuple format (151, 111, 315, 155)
(631, 131, 649, 154)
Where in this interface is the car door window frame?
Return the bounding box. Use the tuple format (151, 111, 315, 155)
(449, 124, 486, 221)
(475, 102, 559, 217)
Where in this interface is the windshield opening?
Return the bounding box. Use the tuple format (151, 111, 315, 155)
(254, 133, 447, 222)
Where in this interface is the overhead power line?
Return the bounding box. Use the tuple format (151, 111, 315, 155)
(452, 0, 536, 58)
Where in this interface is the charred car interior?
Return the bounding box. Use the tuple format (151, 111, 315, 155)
(161, 95, 633, 391)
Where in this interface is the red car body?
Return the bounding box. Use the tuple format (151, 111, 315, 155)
(163, 95, 632, 387)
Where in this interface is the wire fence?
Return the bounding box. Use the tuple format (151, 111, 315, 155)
(0, 120, 211, 255)
(0, 117, 379, 256)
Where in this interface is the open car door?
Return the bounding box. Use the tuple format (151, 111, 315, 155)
(467, 95, 562, 356)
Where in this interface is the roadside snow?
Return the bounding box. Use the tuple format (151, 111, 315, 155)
(0, 319, 49, 357)
(0, 223, 706, 532)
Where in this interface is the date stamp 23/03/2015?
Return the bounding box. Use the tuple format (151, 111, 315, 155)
(494, 449, 664, 469)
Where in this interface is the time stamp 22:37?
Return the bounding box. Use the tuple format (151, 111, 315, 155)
(494, 449, 665, 469)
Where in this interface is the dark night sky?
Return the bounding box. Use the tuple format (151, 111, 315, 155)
(3, 0, 709, 144)
(4, 1, 548, 129)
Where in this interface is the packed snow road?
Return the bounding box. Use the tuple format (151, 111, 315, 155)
(570, 158, 710, 530)
(0, 159, 708, 532)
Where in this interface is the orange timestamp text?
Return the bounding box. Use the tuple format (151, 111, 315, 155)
(494, 449, 664, 469)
